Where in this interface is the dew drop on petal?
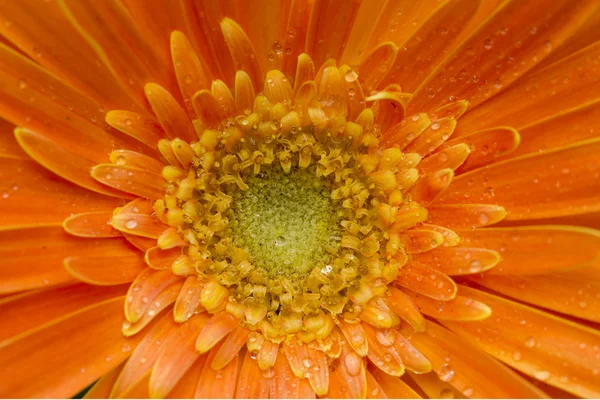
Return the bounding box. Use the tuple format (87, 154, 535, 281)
(533, 370, 550, 381)
(438, 364, 455, 382)
(125, 219, 138, 229)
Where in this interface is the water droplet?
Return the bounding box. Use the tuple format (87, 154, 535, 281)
(140, 357, 147, 364)
(533, 370, 550, 381)
(512, 351, 522, 361)
(116, 155, 126, 165)
(438, 364, 455, 382)
(104, 172, 112, 180)
(345, 69, 358, 83)
(124, 118, 132, 126)
(463, 387, 474, 397)
(431, 122, 440, 131)
(440, 388, 455, 398)
(525, 337, 536, 348)
(344, 352, 362, 376)
(18, 79, 27, 89)
(478, 213, 489, 225)
(125, 219, 138, 229)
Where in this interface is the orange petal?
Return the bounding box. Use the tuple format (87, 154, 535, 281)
(125, 268, 182, 323)
(170, 31, 209, 117)
(211, 80, 236, 118)
(106, 110, 166, 149)
(173, 276, 204, 323)
(283, 337, 311, 378)
(166, 354, 205, 399)
(293, 53, 316, 93)
(339, 320, 369, 357)
(65, 253, 146, 286)
(365, 370, 388, 399)
(368, 91, 405, 134)
(144, 82, 197, 142)
(458, 225, 600, 275)
(470, 270, 600, 322)
(437, 142, 600, 222)
(61, 0, 177, 108)
(257, 339, 279, 371)
(391, 330, 432, 374)
(411, 320, 548, 398)
(362, 323, 405, 377)
(195, 346, 237, 399)
(196, 311, 240, 354)
(413, 247, 501, 276)
(380, 113, 431, 150)
(457, 41, 600, 134)
(410, 169, 454, 205)
(441, 127, 521, 173)
(0, 44, 142, 160)
(0, 158, 121, 227)
(305, 0, 362, 67)
(395, 261, 457, 300)
(0, 283, 127, 344)
(122, 281, 183, 337)
(399, 229, 445, 254)
(16, 128, 132, 198)
(359, 42, 398, 93)
(404, 117, 456, 156)
(234, 70, 256, 114)
(145, 246, 183, 270)
(84, 362, 125, 399)
(444, 286, 600, 398)
(192, 90, 227, 128)
(235, 350, 270, 398)
(420, 224, 461, 247)
(270, 352, 302, 399)
(331, 340, 367, 399)
(211, 326, 250, 370)
(408, 0, 597, 114)
(380, 0, 480, 93)
(150, 314, 209, 398)
(112, 213, 167, 239)
(0, 0, 137, 111)
(418, 144, 470, 175)
(0, 119, 26, 160)
(404, 288, 492, 321)
(502, 99, 600, 160)
(0, 297, 141, 398)
(63, 211, 120, 238)
(407, 371, 463, 399)
(305, 346, 330, 395)
(220, 18, 263, 91)
(109, 150, 164, 174)
(264, 70, 294, 104)
(369, 369, 422, 399)
(91, 163, 166, 200)
(124, 233, 156, 252)
(426, 204, 507, 228)
(0, 225, 134, 294)
(386, 287, 426, 332)
(111, 312, 178, 397)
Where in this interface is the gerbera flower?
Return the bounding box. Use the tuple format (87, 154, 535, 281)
(0, 0, 599, 398)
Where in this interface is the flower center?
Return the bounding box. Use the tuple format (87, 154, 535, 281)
(228, 166, 342, 278)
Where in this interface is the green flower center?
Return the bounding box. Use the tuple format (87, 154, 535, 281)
(228, 166, 342, 278)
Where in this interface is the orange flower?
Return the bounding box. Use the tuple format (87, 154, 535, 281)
(1, 0, 600, 398)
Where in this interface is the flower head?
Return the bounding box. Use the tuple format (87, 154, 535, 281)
(0, 0, 600, 399)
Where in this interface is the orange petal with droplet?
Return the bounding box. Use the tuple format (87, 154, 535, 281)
(470, 270, 600, 323)
(381, 113, 431, 150)
(63, 211, 120, 238)
(418, 144, 470, 175)
(369, 369, 421, 399)
(443, 286, 600, 398)
(195, 346, 236, 399)
(408, 0, 597, 114)
(395, 261, 457, 300)
(171, 31, 209, 117)
(283, 337, 311, 379)
(458, 225, 600, 275)
(64, 254, 145, 286)
(235, 350, 270, 398)
(145, 83, 197, 143)
(404, 289, 492, 321)
(420, 224, 461, 247)
(124, 268, 181, 323)
(426, 204, 507, 228)
(112, 312, 178, 398)
(211, 326, 250, 370)
(441, 127, 520, 173)
(112, 213, 167, 239)
(91, 164, 165, 200)
(196, 311, 240, 354)
(257, 340, 279, 371)
(235, 70, 256, 114)
(410, 320, 548, 399)
(264, 70, 294, 104)
(145, 246, 182, 270)
(0, 297, 141, 398)
(398, 229, 445, 254)
(410, 169, 454, 205)
(404, 117, 456, 156)
(173, 275, 204, 323)
(106, 110, 165, 149)
(359, 42, 398, 93)
(270, 352, 301, 399)
(150, 314, 209, 398)
(362, 323, 405, 377)
(387, 287, 426, 332)
(339, 320, 369, 357)
(413, 247, 501, 276)
(220, 18, 263, 90)
(109, 150, 164, 174)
